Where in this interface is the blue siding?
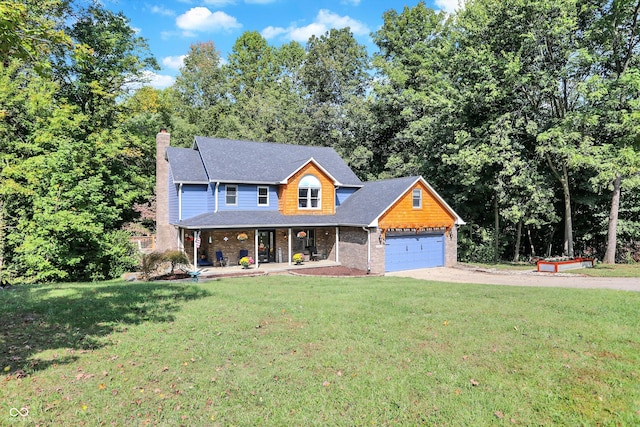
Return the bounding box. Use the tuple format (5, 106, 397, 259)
(182, 185, 208, 219)
(336, 187, 358, 206)
(168, 166, 179, 223)
(206, 183, 215, 212)
(218, 184, 279, 211)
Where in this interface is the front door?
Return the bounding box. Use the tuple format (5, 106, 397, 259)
(257, 230, 275, 263)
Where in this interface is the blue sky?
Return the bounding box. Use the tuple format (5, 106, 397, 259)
(101, 0, 458, 89)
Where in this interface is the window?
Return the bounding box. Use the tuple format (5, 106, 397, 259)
(226, 185, 237, 205)
(412, 188, 422, 208)
(257, 186, 269, 206)
(298, 175, 321, 209)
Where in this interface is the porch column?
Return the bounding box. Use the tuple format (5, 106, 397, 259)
(254, 229, 259, 268)
(193, 230, 199, 268)
(287, 228, 292, 265)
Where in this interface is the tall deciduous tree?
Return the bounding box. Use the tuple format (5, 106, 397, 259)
(300, 28, 374, 175)
(576, 0, 640, 263)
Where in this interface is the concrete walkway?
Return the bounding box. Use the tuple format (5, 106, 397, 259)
(387, 265, 640, 292)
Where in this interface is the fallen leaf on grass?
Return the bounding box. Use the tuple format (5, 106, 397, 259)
(470, 379, 479, 386)
(494, 411, 504, 419)
(323, 381, 330, 387)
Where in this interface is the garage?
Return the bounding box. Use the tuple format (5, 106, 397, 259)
(385, 233, 445, 272)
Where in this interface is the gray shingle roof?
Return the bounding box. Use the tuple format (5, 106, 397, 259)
(193, 136, 363, 186)
(166, 146, 208, 184)
(335, 176, 420, 226)
(177, 210, 342, 229)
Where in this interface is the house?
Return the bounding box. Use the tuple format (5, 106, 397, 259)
(155, 131, 464, 274)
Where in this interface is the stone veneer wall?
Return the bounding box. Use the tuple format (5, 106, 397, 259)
(183, 228, 339, 266)
(155, 131, 179, 252)
(445, 226, 458, 267)
(337, 227, 383, 274)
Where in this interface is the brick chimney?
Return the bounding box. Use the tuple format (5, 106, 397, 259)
(155, 129, 178, 251)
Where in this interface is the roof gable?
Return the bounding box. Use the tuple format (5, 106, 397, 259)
(192, 137, 363, 186)
(337, 176, 464, 227)
(166, 146, 208, 184)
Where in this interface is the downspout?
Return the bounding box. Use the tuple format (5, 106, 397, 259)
(178, 183, 183, 221)
(214, 182, 219, 213)
(362, 226, 371, 274)
(335, 227, 339, 263)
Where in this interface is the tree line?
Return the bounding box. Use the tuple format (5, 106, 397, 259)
(1, 0, 639, 283)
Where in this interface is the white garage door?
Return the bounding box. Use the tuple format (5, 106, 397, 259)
(385, 234, 445, 272)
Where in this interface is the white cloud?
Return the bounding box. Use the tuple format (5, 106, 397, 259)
(261, 26, 287, 39)
(261, 9, 369, 43)
(341, 0, 361, 5)
(148, 73, 176, 89)
(316, 9, 368, 35)
(435, 0, 460, 13)
(150, 5, 175, 16)
(176, 7, 242, 33)
(127, 71, 175, 90)
(162, 55, 186, 70)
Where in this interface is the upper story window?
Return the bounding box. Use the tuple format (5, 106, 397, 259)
(298, 175, 321, 209)
(412, 188, 422, 209)
(257, 186, 269, 206)
(226, 185, 237, 205)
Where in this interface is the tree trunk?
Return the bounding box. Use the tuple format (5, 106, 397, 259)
(513, 220, 522, 262)
(494, 195, 499, 262)
(603, 175, 621, 264)
(560, 165, 574, 258)
(527, 226, 536, 258)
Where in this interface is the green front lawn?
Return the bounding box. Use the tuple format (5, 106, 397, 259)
(2, 277, 639, 426)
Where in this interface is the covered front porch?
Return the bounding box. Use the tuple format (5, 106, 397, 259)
(180, 227, 339, 269)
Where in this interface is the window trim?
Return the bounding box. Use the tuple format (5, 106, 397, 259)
(298, 175, 321, 210)
(226, 184, 238, 206)
(412, 188, 422, 209)
(257, 186, 269, 206)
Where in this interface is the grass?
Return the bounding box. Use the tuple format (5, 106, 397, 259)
(1, 276, 639, 426)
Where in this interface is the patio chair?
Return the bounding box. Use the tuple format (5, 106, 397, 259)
(215, 251, 225, 267)
(309, 246, 320, 261)
(238, 249, 249, 264)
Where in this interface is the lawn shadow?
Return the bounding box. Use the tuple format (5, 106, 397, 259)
(0, 281, 211, 374)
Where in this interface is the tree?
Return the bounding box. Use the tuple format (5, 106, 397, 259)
(576, 0, 640, 263)
(0, 0, 70, 71)
(300, 28, 374, 176)
(52, 5, 158, 128)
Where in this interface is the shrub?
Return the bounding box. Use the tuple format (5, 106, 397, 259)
(140, 250, 189, 280)
(163, 250, 190, 274)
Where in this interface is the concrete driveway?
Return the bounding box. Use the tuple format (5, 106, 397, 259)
(387, 265, 640, 292)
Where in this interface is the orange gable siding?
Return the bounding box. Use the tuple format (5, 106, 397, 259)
(378, 181, 454, 229)
(279, 162, 335, 215)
